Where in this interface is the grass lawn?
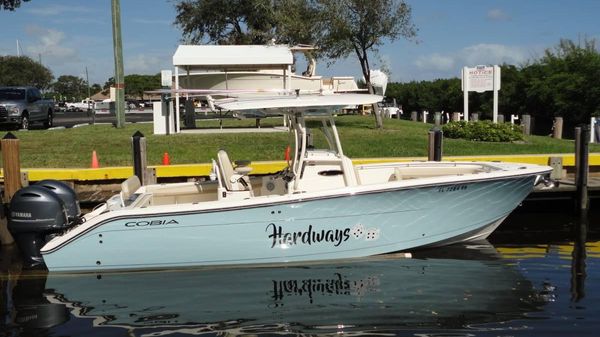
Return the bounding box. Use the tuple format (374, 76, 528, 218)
(1, 115, 598, 168)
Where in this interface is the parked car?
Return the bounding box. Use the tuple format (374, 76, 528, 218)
(0, 86, 54, 130)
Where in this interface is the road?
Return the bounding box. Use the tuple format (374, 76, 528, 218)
(51, 109, 153, 128)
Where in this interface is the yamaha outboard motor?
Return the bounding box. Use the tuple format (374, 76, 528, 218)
(36, 180, 81, 221)
(7, 180, 80, 268)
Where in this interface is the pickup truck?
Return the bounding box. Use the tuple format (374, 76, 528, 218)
(0, 86, 54, 130)
(67, 99, 94, 112)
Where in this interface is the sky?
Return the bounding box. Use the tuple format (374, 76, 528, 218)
(1, 0, 599, 86)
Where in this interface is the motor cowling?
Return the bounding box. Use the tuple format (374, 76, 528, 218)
(36, 180, 81, 221)
(8, 183, 73, 267)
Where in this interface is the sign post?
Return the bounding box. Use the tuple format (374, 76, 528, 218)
(462, 65, 501, 122)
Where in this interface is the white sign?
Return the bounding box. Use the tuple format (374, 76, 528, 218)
(161, 70, 173, 87)
(462, 65, 501, 122)
(462, 65, 500, 93)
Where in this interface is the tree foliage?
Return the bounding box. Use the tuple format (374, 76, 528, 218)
(52, 75, 88, 101)
(97, 74, 160, 99)
(0, 55, 53, 89)
(0, 0, 29, 10)
(317, 0, 416, 85)
(175, 0, 276, 44)
(124, 74, 161, 100)
(174, 0, 322, 45)
(387, 39, 600, 136)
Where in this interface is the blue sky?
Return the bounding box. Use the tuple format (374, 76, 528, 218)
(1, 0, 599, 85)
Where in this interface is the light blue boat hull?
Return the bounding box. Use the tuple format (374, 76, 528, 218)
(43, 176, 535, 272)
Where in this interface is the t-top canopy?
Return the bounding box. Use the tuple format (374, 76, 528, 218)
(173, 45, 294, 71)
(215, 93, 383, 113)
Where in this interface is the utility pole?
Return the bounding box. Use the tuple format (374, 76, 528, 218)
(85, 66, 95, 124)
(111, 0, 126, 128)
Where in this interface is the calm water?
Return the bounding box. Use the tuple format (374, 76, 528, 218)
(1, 208, 598, 337)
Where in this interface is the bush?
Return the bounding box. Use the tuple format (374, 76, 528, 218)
(442, 121, 524, 142)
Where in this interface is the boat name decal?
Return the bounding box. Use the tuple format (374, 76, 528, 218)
(124, 219, 179, 227)
(271, 273, 379, 304)
(266, 223, 350, 248)
(438, 184, 468, 193)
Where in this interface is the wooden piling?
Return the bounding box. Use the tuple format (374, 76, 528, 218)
(132, 131, 148, 185)
(2, 133, 22, 203)
(522, 115, 531, 135)
(428, 129, 443, 161)
(574, 126, 589, 211)
(553, 117, 563, 139)
(0, 132, 19, 245)
(411, 111, 418, 122)
(434, 112, 441, 127)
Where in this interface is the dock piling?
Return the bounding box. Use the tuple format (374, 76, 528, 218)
(553, 117, 563, 139)
(411, 111, 418, 122)
(132, 131, 148, 185)
(574, 126, 590, 211)
(522, 115, 532, 135)
(1, 132, 20, 245)
(428, 129, 443, 161)
(434, 112, 441, 127)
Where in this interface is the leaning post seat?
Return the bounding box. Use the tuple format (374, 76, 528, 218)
(120, 175, 142, 206)
(216, 150, 253, 193)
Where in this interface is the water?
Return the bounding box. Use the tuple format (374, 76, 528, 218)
(1, 209, 598, 337)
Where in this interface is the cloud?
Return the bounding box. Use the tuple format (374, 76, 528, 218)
(125, 54, 164, 74)
(24, 25, 77, 61)
(414, 53, 455, 72)
(414, 43, 530, 74)
(26, 4, 91, 16)
(487, 8, 510, 21)
(462, 44, 528, 65)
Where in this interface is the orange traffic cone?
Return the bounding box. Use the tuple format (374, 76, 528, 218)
(91, 150, 100, 168)
(162, 152, 170, 165)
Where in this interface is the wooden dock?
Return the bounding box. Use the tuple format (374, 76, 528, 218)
(529, 174, 600, 204)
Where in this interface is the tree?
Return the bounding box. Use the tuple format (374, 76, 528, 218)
(52, 75, 88, 101)
(317, 0, 416, 128)
(91, 83, 102, 94)
(0, 0, 29, 10)
(125, 74, 161, 100)
(175, 0, 277, 44)
(0, 55, 53, 89)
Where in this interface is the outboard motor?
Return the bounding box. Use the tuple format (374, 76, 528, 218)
(36, 180, 81, 221)
(7, 180, 79, 268)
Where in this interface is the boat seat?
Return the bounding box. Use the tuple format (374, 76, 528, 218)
(217, 150, 252, 192)
(120, 175, 141, 207)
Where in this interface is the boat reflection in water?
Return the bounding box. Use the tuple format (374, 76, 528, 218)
(2, 242, 548, 336)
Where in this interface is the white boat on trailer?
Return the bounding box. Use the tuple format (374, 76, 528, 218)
(8, 93, 552, 272)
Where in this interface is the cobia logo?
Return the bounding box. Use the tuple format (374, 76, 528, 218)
(125, 219, 179, 227)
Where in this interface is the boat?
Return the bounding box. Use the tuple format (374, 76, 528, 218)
(2, 243, 547, 334)
(173, 44, 362, 95)
(7, 92, 552, 272)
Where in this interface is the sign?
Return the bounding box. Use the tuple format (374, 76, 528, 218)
(461, 65, 501, 122)
(462, 65, 500, 93)
(161, 70, 173, 87)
